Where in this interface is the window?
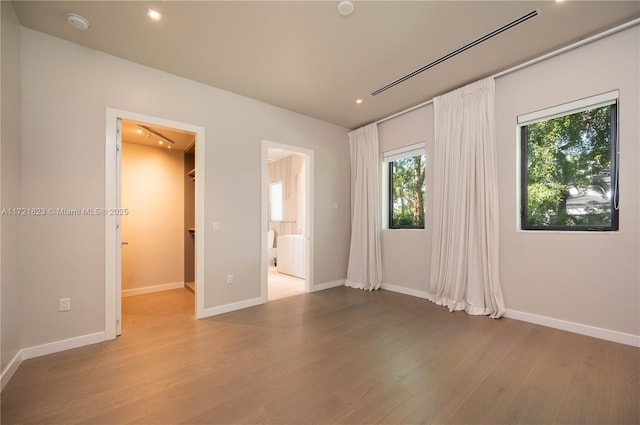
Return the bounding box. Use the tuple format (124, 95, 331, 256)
(269, 182, 283, 221)
(385, 144, 426, 229)
(519, 91, 619, 231)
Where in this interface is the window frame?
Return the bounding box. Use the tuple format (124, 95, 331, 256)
(384, 143, 426, 230)
(518, 92, 619, 232)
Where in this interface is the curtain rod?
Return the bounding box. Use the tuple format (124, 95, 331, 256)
(374, 17, 640, 126)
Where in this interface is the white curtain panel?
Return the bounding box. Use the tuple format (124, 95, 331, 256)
(429, 77, 506, 318)
(345, 124, 382, 291)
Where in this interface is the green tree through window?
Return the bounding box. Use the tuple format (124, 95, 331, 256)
(390, 154, 425, 228)
(521, 102, 618, 230)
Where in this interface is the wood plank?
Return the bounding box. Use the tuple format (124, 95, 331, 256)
(502, 329, 586, 424)
(553, 336, 618, 424)
(446, 322, 553, 424)
(388, 317, 529, 424)
(1, 287, 638, 425)
(609, 343, 640, 424)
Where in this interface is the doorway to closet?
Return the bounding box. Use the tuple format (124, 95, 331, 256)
(105, 109, 206, 339)
(261, 141, 314, 302)
(119, 119, 196, 328)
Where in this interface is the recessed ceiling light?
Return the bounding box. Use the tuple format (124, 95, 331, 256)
(337, 1, 354, 17)
(136, 128, 142, 134)
(356, 99, 363, 104)
(158, 140, 163, 145)
(147, 8, 162, 21)
(167, 145, 172, 150)
(66, 13, 90, 31)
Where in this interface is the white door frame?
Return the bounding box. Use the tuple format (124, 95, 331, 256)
(261, 140, 314, 301)
(105, 108, 206, 339)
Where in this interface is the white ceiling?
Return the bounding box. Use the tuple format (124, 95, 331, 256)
(12, 1, 640, 130)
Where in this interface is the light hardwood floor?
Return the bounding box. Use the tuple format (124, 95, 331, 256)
(2, 287, 639, 424)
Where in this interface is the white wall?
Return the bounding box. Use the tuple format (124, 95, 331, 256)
(19, 28, 350, 348)
(121, 143, 185, 291)
(378, 105, 434, 292)
(377, 26, 640, 339)
(496, 26, 639, 337)
(1, 1, 22, 375)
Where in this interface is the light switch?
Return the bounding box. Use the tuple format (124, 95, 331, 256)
(212, 222, 220, 233)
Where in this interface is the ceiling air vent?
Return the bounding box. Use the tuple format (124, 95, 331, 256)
(370, 9, 540, 96)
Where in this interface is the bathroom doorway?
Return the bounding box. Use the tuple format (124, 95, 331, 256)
(261, 141, 313, 302)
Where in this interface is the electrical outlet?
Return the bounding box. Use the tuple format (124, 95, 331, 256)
(59, 298, 71, 312)
(227, 274, 234, 284)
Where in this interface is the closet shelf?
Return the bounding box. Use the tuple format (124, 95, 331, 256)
(188, 228, 195, 234)
(188, 168, 195, 180)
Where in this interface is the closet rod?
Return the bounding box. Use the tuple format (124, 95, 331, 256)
(373, 17, 640, 127)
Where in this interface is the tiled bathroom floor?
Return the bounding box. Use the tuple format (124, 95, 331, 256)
(268, 266, 305, 301)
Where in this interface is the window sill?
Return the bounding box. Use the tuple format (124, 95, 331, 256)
(382, 228, 426, 232)
(516, 229, 618, 235)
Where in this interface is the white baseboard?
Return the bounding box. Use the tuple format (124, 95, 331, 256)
(312, 279, 345, 292)
(381, 282, 639, 347)
(22, 332, 106, 360)
(200, 281, 347, 318)
(505, 309, 640, 347)
(381, 282, 429, 299)
(122, 282, 185, 297)
(2, 332, 105, 391)
(201, 297, 265, 318)
(1, 350, 23, 391)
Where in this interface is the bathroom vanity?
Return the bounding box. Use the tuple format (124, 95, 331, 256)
(276, 235, 305, 279)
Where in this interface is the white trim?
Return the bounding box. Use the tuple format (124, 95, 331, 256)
(374, 18, 639, 127)
(383, 142, 425, 163)
(194, 124, 206, 319)
(1, 351, 23, 391)
(121, 282, 185, 297)
(261, 140, 314, 302)
(517, 90, 619, 125)
(381, 161, 390, 229)
(115, 118, 122, 335)
(505, 309, 639, 347)
(381, 283, 639, 347)
(22, 332, 106, 360)
(312, 279, 345, 292)
(0, 9, 2, 391)
(381, 282, 429, 299)
(261, 142, 269, 304)
(105, 108, 206, 337)
(1, 332, 106, 390)
(201, 297, 264, 318)
(304, 149, 314, 293)
(105, 110, 118, 339)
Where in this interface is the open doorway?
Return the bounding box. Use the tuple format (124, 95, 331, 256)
(119, 119, 196, 298)
(118, 119, 197, 333)
(261, 141, 313, 302)
(105, 109, 205, 340)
